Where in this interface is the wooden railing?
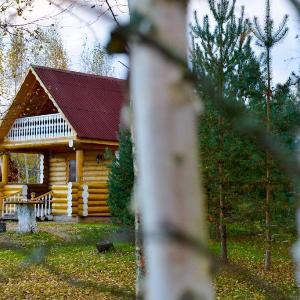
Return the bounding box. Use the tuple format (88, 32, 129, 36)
(2, 190, 23, 217)
(1, 188, 53, 220)
(6, 113, 75, 141)
(32, 191, 53, 219)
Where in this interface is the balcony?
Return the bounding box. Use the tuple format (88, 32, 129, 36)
(6, 113, 76, 142)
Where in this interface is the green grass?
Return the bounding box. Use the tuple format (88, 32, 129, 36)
(0, 221, 297, 299)
(0, 222, 135, 300)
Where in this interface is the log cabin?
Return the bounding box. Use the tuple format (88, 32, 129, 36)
(0, 65, 124, 221)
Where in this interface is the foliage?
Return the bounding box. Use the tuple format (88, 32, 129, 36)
(192, 0, 299, 246)
(191, 0, 263, 261)
(108, 129, 134, 227)
(30, 25, 69, 69)
(252, 0, 289, 270)
(81, 38, 113, 76)
(7, 29, 29, 93)
(9, 153, 41, 184)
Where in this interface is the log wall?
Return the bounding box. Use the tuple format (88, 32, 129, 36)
(47, 151, 112, 217)
(82, 151, 110, 182)
(3, 184, 23, 197)
(80, 151, 111, 217)
(49, 155, 67, 186)
(51, 184, 68, 215)
(78, 182, 110, 217)
(68, 182, 79, 216)
(0, 183, 4, 210)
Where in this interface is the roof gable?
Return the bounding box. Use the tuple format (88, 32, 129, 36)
(32, 66, 124, 141)
(0, 66, 125, 142)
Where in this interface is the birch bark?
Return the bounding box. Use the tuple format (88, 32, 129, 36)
(129, 0, 213, 299)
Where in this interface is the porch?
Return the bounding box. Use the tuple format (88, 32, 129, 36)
(0, 181, 109, 220)
(0, 147, 111, 220)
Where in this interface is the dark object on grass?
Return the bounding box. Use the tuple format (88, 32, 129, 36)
(96, 241, 114, 253)
(0, 222, 6, 233)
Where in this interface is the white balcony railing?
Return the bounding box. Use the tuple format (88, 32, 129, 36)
(6, 113, 75, 141)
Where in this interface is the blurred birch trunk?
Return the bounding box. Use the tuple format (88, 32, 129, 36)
(129, 0, 213, 299)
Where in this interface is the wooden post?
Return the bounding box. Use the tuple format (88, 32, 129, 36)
(2, 153, 8, 185)
(67, 182, 73, 217)
(39, 154, 44, 184)
(76, 149, 84, 183)
(82, 184, 89, 217)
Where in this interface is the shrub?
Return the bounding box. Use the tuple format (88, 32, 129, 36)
(108, 129, 134, 226)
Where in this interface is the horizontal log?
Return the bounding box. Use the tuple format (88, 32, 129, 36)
(49, 164, 66, 169)
(52, 203, 68, 209)
(87, 213, 111, 217)
(83, 161, 109, 167)
(50, 181, 67, 185)
(50, 170, 66, 176)
(49, 173, 66, 179)
(85, 188, 108, 194)
(4, 184, 23, 190)
(52, 198, 68, 204)
(4, 189, 22, 193)
(87, 194, 108, 200)
(49, 165, 67, 170)
(49, 179, 67, 183)
(52, 209, 67, 215)
(83, 164, 109, 172)
(83, 176, 108, 181)
(83, 167, 109, 172)
(52, 190, 68, 197)
(49, 158, 66, 163)
(50, 185, 68, 190)
(83, 171, 109, 177)
(82, 206, 109, 213)
(78, 201, 107, 207)
(84, 182, 107, 188)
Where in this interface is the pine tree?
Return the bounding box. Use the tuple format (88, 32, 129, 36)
(108, 129, 134, 227)
(191, 0, 260, 263)
(252, 0, 288, 271)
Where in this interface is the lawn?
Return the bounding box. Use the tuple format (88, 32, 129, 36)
(0, 222, 297, 299)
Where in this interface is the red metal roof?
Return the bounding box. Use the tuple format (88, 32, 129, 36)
(32, 65, 125, 141)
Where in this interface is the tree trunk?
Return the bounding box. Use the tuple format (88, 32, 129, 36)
(135, 209, 145, 299)
(265, 46, 272, 271)
(218, 117, 228, 263)
(219, 166, 228, 264)
(24, 154, 29, 183)
(293, 208, 300, 287)
(129, 1, 213, 299)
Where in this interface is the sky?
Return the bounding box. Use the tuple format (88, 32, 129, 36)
(18, 0, 300, 84)
(190, 0, 300, 84)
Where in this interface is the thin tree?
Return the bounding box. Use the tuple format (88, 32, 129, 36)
(252, 0, 288, 271)
(80, 39, 113, 76)
(7, 29, 29, 94)
(31, 26, 69, 69)
(191, 0, 251, 263)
